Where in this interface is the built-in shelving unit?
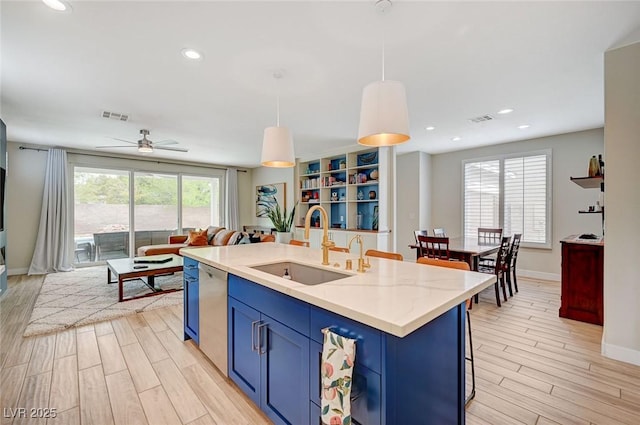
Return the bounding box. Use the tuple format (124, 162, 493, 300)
(295, 147, 391, 251)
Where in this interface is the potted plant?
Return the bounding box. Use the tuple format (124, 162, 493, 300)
(265, 201, 298, 244)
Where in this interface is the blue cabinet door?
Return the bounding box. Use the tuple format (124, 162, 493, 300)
(228, 297, 261, 406)
(184, 273, 199, 343)
(260, 315, 310, 425)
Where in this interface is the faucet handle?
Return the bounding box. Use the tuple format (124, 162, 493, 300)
(324, 240, 336, 249)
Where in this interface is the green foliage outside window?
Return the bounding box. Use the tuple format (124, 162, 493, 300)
(75, 173, 213, 207)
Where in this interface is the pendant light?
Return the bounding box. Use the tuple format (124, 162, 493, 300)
(357, 0, 410, 146)
(261, 72, 295, 167)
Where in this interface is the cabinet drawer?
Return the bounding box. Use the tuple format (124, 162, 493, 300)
(184, 257, 199, 278)
(310, 306, 381, 374)
(310, 341, 381, 425)
(229, 274, 310, 336)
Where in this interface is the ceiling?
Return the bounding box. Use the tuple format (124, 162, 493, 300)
(2, 1, 639, 168)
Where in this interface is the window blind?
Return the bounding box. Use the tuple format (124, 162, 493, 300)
(463, 160, 500, 240)
(463, 152, 551, 247)
(504, 155, 548, 244)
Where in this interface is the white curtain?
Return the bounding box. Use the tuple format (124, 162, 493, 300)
(226, 168, 240, 231)
(29, 149, 72, 274)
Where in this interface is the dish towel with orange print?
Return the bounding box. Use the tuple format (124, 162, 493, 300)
(321, 329, 356, 425)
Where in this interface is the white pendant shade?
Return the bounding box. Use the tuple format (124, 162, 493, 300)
(261, 126, 295, 167)
(358, 80, 410, 146)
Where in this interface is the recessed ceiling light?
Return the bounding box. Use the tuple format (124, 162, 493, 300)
(518, 124, 530, 129)
(452, 137, 461, 141)
(425, 126, 435, 131)
(498, 108, 514, 115)
(42, 0, 71, 12)
(181, 48, 203, 60)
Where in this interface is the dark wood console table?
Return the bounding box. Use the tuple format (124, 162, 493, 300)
(559, 235, 603, 325)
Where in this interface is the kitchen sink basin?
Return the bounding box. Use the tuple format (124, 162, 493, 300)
(250, 261, 351, 285)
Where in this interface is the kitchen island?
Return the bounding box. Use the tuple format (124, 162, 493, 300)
(181, 243, 495, 425)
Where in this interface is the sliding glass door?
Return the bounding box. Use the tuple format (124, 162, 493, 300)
(73, 167, 130, 263)
(182, 175, 222, 230)
(72, 166, 225, 265)
(133, 172, 178, 253)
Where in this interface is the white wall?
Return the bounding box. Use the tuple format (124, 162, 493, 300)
(431, 128, 604, 279)
(249, 166, 295, 229)
(602, 41, 640, 365)
(396, 151, 431, 261)
(6, 142, 47, 274)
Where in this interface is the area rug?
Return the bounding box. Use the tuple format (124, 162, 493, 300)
(23, 266, 183, 337)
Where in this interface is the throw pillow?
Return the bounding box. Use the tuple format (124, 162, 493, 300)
(206, 226, 225, 244)
(186, 229, 208, 246)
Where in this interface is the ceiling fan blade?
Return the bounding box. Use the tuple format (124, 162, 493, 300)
(154, 139, 179, 146)
(110, 138, 137, 144)
(96, 145, 137, 148)
(155, 145, 189, 152)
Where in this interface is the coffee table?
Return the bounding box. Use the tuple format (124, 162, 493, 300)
(107, 254, 184, 302)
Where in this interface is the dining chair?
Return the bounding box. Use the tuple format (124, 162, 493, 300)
(477, 236, 511, 307)
(477, 227, 503, 266)
(289, 239, 309, 247)
(432, 228, 446, 237)
(506, 233, 522, 295)
(416, 257, 475, 405)
(414, 229, 429, 245)
(417, 235, 450, 260)
(365, 249, 403, 261)
(329, 246, 350, 253)
(477, 228, 503, 244)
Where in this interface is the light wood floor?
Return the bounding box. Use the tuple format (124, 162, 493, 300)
(2, 274, 640, 425)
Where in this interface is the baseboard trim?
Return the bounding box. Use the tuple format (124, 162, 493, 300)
(519, 269, 560, 282)
(8, 268, 28, 276)
(602, 342, 640, 366)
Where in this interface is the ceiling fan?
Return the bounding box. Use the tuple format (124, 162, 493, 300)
(96, 129, 188, 153)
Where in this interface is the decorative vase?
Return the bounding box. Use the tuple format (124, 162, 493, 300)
(588, 156, 600, 177)
(275, 232, 292, 244)
(370, 169, 379, 180)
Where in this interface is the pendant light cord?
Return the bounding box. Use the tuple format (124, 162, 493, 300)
(275, 71, 282, 127)
(382, 32, 385, 82)
(378, 0, 390, 82)
(276, 91, 280, 127)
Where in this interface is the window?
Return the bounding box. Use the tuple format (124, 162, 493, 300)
(463, 151, 551, 247)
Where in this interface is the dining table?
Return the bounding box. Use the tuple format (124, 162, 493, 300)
(409, 237, 501, 271)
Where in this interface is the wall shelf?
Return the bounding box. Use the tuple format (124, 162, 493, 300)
(570, 166, 604, 235)
(570, 176, 604, 190)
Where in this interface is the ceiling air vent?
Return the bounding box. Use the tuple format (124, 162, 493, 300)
(468, 114, 494, 123)
(101, 111, 129, 121)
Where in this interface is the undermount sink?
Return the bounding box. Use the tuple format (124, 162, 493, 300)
(250, 261, 351, 285)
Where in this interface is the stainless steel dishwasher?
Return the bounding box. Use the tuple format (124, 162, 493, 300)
(198, 263, 228, 376)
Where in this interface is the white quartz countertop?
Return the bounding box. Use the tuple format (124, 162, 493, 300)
(181, 243, 496, 337)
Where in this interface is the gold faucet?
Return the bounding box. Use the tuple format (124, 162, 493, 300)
(304, 205, 335, 265)
(348, 234, 370, 273)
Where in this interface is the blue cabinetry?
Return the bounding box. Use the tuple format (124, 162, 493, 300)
(228, 273, 466, 425)
(183, 257, 199, 343)
(228, 275, 310, 425)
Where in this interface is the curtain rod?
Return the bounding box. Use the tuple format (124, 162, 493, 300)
(18, 146, 248, 172)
